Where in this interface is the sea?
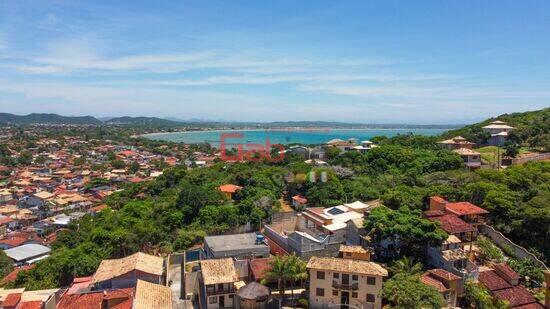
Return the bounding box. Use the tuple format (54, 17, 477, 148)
(143, 128, 449, 146)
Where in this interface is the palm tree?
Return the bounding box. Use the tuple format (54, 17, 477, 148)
(389, 256, 423, 275)
(267, 255, 291, 307)
(267, 254, 307, 306)
(286, 254, 307, 299)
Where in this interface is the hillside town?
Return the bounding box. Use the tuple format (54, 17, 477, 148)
(0, 111, 548, 309)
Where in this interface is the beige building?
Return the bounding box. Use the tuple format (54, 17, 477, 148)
(307, 257, 388, 309)
(200, 258, 239, 309)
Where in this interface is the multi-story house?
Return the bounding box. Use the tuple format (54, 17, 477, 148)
(264, 201, 375, 259)
(420, 269, 462, 307)
(453, 147, 482, 169)
(199, 258, 239, 309)
(307, 256, 388, 309)
(482, 120, 515, 146)
(425, 196, 488, 282)
(438, 136, 475, 150)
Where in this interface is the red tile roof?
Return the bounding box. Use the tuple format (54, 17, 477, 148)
(0, 217, 13, 225)
(479, 270, 512, 291)
(2, 293, 21, 307)
(420, 273, 448, 292)
(0, 237, 28, 248)
(91, 204, 108, 213)
(57, 292, 104, 309)
(431, 196, 447, 204)
(427, 268, 461, 281)
(429, 214, 475, 234)
(446, 202, 488, 216)
(1, 265, 35, 285)
(218, 184, 242, 193)
(423, 210, 446, 217)
(494, 263, 521, 283)
(292, 195, 307, 204)
(18, 301, 43, 309)
(493, 286, 537, 307)
(249, 257, 273, 281)
(66, 276, 93, 295)
(513, 303, 545, 309)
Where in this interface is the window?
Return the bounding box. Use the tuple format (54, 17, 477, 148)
(367, 276, 376, 285)
(352, 292, 358, 298)
(229, 294, 234, 299)
(206, 285, 214, 293)
(332, 290, 338, 296)
(352, 275, 358, 281)
(345, 252, 352, 257)
(333, 272, 339, 279)
(317, 271, 325, 280)
(366, 294, 375, 303)
(209, 296, 217, 304)
(316, 288, 325, 297)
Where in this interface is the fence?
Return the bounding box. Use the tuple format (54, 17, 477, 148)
(479, 225, 547, 269)
(512, 152, 550, 165)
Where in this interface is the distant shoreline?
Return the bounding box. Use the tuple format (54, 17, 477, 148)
(139, 126, 460, 138)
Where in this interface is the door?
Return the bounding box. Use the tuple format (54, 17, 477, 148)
(341, 291, 349, 308)
(219, 295, 225, 308)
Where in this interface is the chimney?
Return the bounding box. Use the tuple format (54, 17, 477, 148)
(544, 270, 550, 309)
(429, 196, 448, 211)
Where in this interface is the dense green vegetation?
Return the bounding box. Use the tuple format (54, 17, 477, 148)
(0, 251, 14, 279)
(8, 132, 549, 289)
(5, 108, 549, 292)
(443, 107, 550, 150)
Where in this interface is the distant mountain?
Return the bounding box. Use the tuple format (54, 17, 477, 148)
(0, 113, 101, 125)
(442, 107, 549, 149)
(105, 116, 182, 127)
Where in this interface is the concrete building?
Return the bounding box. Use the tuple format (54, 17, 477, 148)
(204, 233, 270, 259)
(307, 256, 387, 309)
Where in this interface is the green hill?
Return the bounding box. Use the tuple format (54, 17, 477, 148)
(443, 107, 549, 150)
(0, 113, 101, 125)
(105, 116, 182, 127)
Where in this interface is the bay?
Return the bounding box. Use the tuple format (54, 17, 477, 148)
(143, 128, 448, 146)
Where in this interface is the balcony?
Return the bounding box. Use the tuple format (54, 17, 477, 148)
(206, 287, 235, 296)
(332, 280, 358, 290)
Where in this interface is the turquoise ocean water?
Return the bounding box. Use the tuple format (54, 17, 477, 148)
(143, 128, 448, 146)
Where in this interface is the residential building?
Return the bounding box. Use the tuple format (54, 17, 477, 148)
(482, 120, 515, 146)
(420, 269, 461, 307)
(264, 201, 374, 258)
(453, 147, 482, 169)
(3, 243, 51, 265)
(133, 279, 173, 309)
(352, 140, 377, 153)
(339, 245, 371, 261)
(291, 195, 307, 208)
(438, 136, 475, 150)
(307, 256, 388, 309)
(92, 252, 165, 289)
(325, 139, 358, 152)
(478, 264, 544, 308)
(0, 288, 60, 309)
(429, 196, 488, 228)
(204, 233, 270, 259)
(218, 184, 242, 200)
(199, 258, 239, 309)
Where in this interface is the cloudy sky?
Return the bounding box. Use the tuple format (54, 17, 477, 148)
(0, 0, 549, 123)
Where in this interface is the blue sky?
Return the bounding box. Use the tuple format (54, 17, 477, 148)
(0, 0, 549, 124)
